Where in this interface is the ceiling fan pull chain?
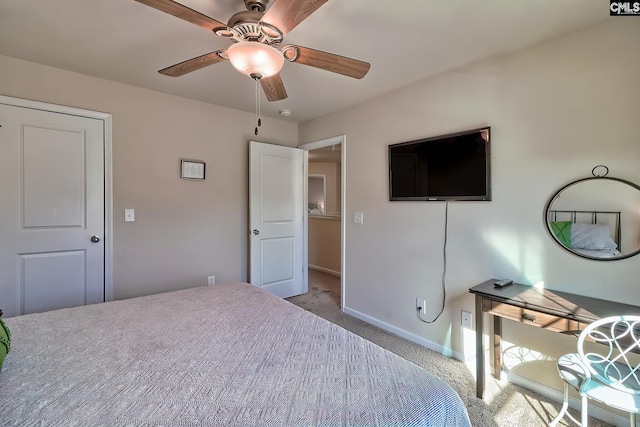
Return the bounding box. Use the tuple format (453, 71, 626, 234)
(254, 77, 261, 135)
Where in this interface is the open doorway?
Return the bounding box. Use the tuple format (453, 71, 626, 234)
(299, 135, 345, 310)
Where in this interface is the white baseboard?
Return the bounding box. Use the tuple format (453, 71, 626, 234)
(308, 264, 341, 277)
(343, 306, 465, 362)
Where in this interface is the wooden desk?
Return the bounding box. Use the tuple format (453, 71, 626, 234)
(469, 279, 640, 399)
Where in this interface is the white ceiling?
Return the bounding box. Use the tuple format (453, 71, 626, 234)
(0, 0, 608, 123)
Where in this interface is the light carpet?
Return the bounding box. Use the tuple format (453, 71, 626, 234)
(287, 269, 612, 427)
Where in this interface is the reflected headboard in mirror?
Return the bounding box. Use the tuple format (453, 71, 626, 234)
(544, 166, 640, 261)
(547, 210, 621, 259)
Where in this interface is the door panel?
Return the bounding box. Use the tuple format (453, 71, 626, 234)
(261, 237, 294, 285)
(23, 125, 86, 228)
(261, 154, 296, 222)
(249, 141, 306, 298)
(22, 251, 86, 314)
(0, 103, 105, 317)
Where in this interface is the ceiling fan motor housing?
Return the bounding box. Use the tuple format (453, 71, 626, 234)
(222, 9, 283, 46)
(244, 0, 269, 12)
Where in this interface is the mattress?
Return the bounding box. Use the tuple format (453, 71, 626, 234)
(0, 282, 471, 426)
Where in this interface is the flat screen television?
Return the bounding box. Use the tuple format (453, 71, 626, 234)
(388, 127, 491, 201)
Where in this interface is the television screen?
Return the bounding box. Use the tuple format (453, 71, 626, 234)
(388, 127, 491, 201)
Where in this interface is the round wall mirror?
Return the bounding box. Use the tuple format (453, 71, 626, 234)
(544, 168, 640, 261)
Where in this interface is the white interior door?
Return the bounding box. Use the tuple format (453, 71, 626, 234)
(0, 103, 105, 317)
(249, 141, 306, 298)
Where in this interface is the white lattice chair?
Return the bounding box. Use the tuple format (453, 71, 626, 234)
(550, 315, 640, 426)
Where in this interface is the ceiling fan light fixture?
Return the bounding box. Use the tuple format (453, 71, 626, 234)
(228, 42, 284, 79)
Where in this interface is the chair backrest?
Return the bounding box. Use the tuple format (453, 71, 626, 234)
(577, 315, 640, 394)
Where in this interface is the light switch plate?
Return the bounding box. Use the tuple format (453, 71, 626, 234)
(124, 208, 135, 222)
(353, 211, 364, 224)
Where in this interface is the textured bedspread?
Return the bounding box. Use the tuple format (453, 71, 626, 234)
(0, 283, 471, 426)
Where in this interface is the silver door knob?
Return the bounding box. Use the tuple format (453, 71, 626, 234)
(90, 235, 101, 243)
(252, 229, 260, 235)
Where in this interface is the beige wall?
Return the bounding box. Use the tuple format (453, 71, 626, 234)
(308, 217, 341, 274)
(308, 159, 342, 275)
(0, 55, 298, 300)
(300, 18, 640, 397)
(309, 162, 340, 214)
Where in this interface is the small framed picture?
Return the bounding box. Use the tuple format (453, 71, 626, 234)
(181, 159, 205, 180)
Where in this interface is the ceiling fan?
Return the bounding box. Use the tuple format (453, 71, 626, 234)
(134, 0, 371, 102)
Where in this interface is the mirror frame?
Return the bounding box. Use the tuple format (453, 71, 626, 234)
(544, 176, 640, 261)
(308, 174, 327, 215)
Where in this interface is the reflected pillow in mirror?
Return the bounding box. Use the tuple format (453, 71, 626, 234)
(550, 221, 572, 247)
(571, 223, 617, 250)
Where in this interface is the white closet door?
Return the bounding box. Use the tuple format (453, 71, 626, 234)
(0, 103, 105, 316)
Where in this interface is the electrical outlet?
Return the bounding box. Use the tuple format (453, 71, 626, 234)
(461, 310, 473, 329)
(207, 275, 216, 286)
(416, 298, 426, 314)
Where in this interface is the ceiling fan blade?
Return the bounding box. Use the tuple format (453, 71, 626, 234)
(134, 0, 226, 31)
(159, 51, 227, 77)
(261, 0, 328, 36)
(260, 74, 288, 101)
(289, 45, 370, 79)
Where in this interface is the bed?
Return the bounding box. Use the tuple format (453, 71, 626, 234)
(0, 282, 471, 426)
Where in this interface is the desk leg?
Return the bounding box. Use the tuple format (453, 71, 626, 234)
(475, 295, 484, 399)
(492, 315, 502, 379)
